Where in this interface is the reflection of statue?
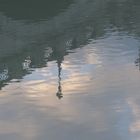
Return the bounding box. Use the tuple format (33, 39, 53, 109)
(56, 59, 63, 99)
(135, 48, 140, 70)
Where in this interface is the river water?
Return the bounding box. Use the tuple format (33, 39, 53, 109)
(0, 0, 140, 140)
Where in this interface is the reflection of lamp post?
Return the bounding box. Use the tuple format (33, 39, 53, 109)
(135, 48, 140, 70)
(56, 59, 63, 99)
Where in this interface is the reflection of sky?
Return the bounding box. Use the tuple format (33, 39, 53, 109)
(0, 34, 140, 140)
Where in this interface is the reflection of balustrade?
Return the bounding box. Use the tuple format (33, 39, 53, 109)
(22, 56, 32, 70)
(0, 69, 9, 81)
(44, 47, 53, 61)
(135, 48, 140, 70)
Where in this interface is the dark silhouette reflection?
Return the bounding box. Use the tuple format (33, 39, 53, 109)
(51, 39, 66, 99)
(56, 59, 63, 99)
(135, 48, 140, 70)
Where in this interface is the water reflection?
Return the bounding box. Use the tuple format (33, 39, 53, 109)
(56, 59, 63, 99)
(135, 48, 140, 70)
(22, 56, 32, 70)
(0, 68, 8, 82)
(0, 0, 73, 20)
(0, 0, 140, 140)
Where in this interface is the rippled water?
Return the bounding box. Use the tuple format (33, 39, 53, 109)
(0, 0, 140, 139)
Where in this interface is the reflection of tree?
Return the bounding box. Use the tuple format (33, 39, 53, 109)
(135, 48, 140, 70)
(56, 59, 63, 99)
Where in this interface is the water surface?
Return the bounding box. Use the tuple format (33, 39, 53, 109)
(0, 0, 140, 140)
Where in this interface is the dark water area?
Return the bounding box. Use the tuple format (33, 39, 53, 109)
(0, 0, 73, 20)
(0, 0, 140, 139)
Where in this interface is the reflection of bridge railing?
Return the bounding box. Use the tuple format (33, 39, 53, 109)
(135, 48, 140, 71)
(22, 56, 32, 70)
(0, 68, 9, 82)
